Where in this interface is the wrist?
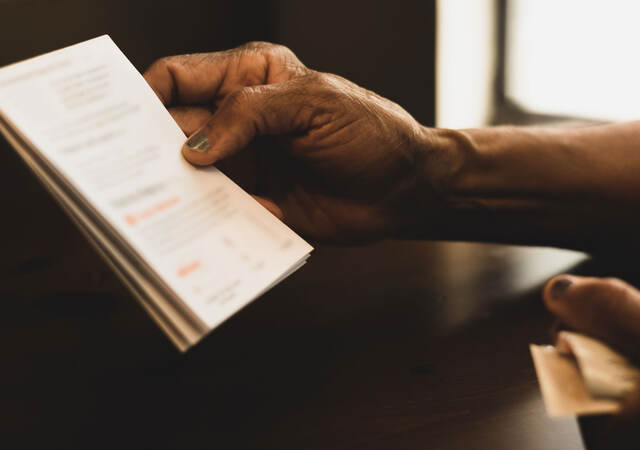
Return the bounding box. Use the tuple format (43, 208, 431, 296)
(421, 126, 479, 206)
(392, 125, 476, 239)
(400, 124, 640, 251)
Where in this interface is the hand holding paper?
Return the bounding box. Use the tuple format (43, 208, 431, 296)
(0, 36, 312, 350)
(532, 274, 640, 448)
(142, 42, 440, 243)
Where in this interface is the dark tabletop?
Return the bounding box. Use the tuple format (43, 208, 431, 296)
(4, 147, 624, 450)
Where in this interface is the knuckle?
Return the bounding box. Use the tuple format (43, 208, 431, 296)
(309, 72, 340, 94)
(600, 277, 632, 292)
(312, 71, 334, 86)
(146, 56, 171, 74)
(311, 72, 353, 96)
(256, 41, 293, 56)
(239, 41, 276, 51)
(224, 86, 262, 110)
(308, 72, 359, 110)
(272, 44, 297, 61)
(238, 41, 303, 67)
(238, 41, 290, 57)
(146, 55, 193, 78)
(601, 276, 626, 287)
(579, 277, 632, 300)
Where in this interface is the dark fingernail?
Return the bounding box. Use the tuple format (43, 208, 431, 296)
(186, 131, 211, 152)
(550, 278, 573, 301)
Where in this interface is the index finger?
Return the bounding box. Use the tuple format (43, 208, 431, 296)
(143, 42, 306, 106)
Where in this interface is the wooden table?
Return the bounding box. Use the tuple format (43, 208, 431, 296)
(1, 147, 614, 450)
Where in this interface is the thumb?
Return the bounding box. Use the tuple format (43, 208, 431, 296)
(181, 81, 308, 166)
(543, 275, 640, 359)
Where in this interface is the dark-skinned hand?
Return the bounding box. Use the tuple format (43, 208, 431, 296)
(143, 41, 447, 243)
(544, 275, 640, 450)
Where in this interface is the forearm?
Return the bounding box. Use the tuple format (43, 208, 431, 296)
(414, 122, 640, 251)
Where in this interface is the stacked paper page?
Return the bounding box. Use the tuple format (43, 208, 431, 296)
(0, 36, 313, 350)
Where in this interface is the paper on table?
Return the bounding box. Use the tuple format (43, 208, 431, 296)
(0, 36, 313, 349)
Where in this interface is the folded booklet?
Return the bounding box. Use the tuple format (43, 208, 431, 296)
(0, 35, 313, 351)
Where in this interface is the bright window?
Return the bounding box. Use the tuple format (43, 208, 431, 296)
(506, 0, 640, 122)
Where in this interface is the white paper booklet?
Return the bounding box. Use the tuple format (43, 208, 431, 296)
(0, 36, 313, 351)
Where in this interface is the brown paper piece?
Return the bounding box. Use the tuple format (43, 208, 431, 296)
(530, 344, 620, 417)
(556, 332, 640, 399)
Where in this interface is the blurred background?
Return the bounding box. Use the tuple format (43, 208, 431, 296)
(5, 1, 637, 133)
(438, 0, 640, 127)
(0, 0, 437, 126)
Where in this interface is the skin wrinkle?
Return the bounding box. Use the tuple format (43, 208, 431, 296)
(209, 60, 227, 105)
(260, 47, 276, 86)
(166, 63, 179, 106)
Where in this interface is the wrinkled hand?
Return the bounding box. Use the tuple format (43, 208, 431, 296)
(543, 275, 640, 449)
(143, 42, 438, 242)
